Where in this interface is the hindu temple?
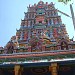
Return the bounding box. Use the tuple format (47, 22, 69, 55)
(0, 1, 75, 75)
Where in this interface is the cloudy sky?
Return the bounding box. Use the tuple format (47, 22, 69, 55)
(0, 0, 75, 47)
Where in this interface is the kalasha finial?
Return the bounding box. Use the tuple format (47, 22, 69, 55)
(39, 0, 43, 2)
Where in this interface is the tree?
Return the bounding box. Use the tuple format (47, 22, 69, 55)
(57, 0, 72, 4)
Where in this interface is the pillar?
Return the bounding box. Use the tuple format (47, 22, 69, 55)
(51, 63, 58, 75)
(14, 65, 23, 75)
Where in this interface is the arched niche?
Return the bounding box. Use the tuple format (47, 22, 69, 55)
(61, 41, 68, 50)
(57, 39, 68, 50)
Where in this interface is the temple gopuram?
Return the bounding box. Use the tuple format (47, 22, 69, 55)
(0, 1, 75, 75)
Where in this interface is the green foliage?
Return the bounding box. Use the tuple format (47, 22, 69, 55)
(58, 0, 72, 4)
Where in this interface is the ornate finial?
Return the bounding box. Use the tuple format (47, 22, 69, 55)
(38, 0, 44, 5)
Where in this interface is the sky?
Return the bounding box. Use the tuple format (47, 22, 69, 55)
(0, 0, 75, 47)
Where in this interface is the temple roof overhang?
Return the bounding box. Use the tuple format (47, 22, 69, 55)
(0, 58, 75, 68)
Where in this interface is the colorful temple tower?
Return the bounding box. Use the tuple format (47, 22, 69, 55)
(5, 1, 74, 52)
(0, 1, 75, 75)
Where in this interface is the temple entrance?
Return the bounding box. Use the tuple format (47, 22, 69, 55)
(1, 63, 75, 75)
